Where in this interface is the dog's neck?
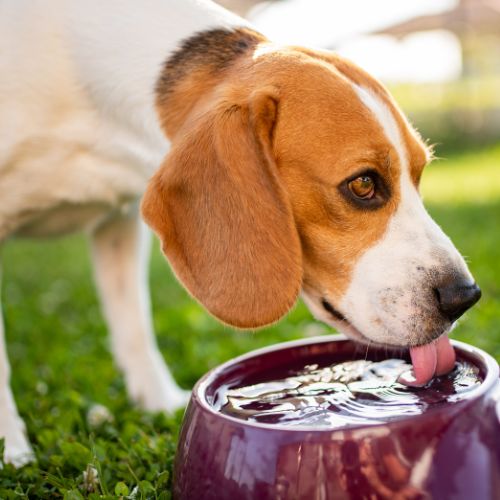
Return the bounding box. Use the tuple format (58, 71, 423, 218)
(67, 0, 250, 153)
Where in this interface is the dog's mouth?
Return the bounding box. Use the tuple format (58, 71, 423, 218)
(320, 298, 346, 322)
(319, 297, 374, 344)
(320, 297, 456, 387)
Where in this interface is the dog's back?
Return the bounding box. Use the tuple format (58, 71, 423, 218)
(0, 0, 241, 240)
(1, 0, 112, 238)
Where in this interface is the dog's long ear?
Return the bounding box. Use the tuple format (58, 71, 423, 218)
(141, 89, 302, 328)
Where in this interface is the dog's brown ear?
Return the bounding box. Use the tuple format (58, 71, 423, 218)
(141, 89, 302, 328)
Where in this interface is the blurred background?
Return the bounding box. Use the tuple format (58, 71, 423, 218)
(2, 1, 499, 493)
(219, 0, 500, 154)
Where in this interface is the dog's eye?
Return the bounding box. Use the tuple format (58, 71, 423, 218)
(348, 176, 375, 200)
(339, 170, 389, 210)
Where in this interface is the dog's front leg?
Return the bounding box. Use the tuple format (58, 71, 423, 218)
(0, 267, 34, 466)
(90, 206, 189, 413)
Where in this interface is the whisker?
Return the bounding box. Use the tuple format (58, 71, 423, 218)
(364, 340, 371, 361)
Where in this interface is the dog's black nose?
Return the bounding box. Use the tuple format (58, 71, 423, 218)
(435, 282, 481, 322)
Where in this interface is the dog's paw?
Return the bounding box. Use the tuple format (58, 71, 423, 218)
(0, 417, 34, 468)
(131, 381, 191, 414)
(123, 353, 191, 414)
(142, 387, 191, 414)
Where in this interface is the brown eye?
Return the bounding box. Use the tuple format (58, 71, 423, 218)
(348, 176, 375, 200)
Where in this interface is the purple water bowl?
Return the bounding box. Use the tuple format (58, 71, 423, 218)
(173, 335, 500, 499)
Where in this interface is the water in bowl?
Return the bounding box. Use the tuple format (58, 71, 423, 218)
(215, 358, 481, 428)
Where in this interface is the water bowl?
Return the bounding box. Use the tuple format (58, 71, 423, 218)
(173, 335, 500, 499)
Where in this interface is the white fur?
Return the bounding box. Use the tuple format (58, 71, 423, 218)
(338, 87, 473, 346)
(0, 0, 245, 466)
(354, 85, 408, 165)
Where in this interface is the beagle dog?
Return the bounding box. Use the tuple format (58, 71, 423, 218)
(0, 0, 481, 466)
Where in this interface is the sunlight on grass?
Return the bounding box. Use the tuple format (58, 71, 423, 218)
(421, 144, 500, 204)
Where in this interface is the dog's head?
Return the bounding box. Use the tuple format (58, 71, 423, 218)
(142, 33, 480, 354)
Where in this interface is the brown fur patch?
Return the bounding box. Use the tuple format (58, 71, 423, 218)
(156, 28, 266, 136)
(318, 50, 430, 184)
(157, 28, 264, 96)
(142, 87, 302, 329)
(295, 48, 430, 184)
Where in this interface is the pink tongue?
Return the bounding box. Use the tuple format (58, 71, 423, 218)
(406, 335, 456, 386)
(409, 343, 437, 386)
(434, 335, 456, 376)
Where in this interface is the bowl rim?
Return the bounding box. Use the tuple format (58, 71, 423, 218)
(193, 334, 499, 432)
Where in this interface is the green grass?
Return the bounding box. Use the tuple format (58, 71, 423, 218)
(1, 145, 500, 498)
(389, 77, 500, 113)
